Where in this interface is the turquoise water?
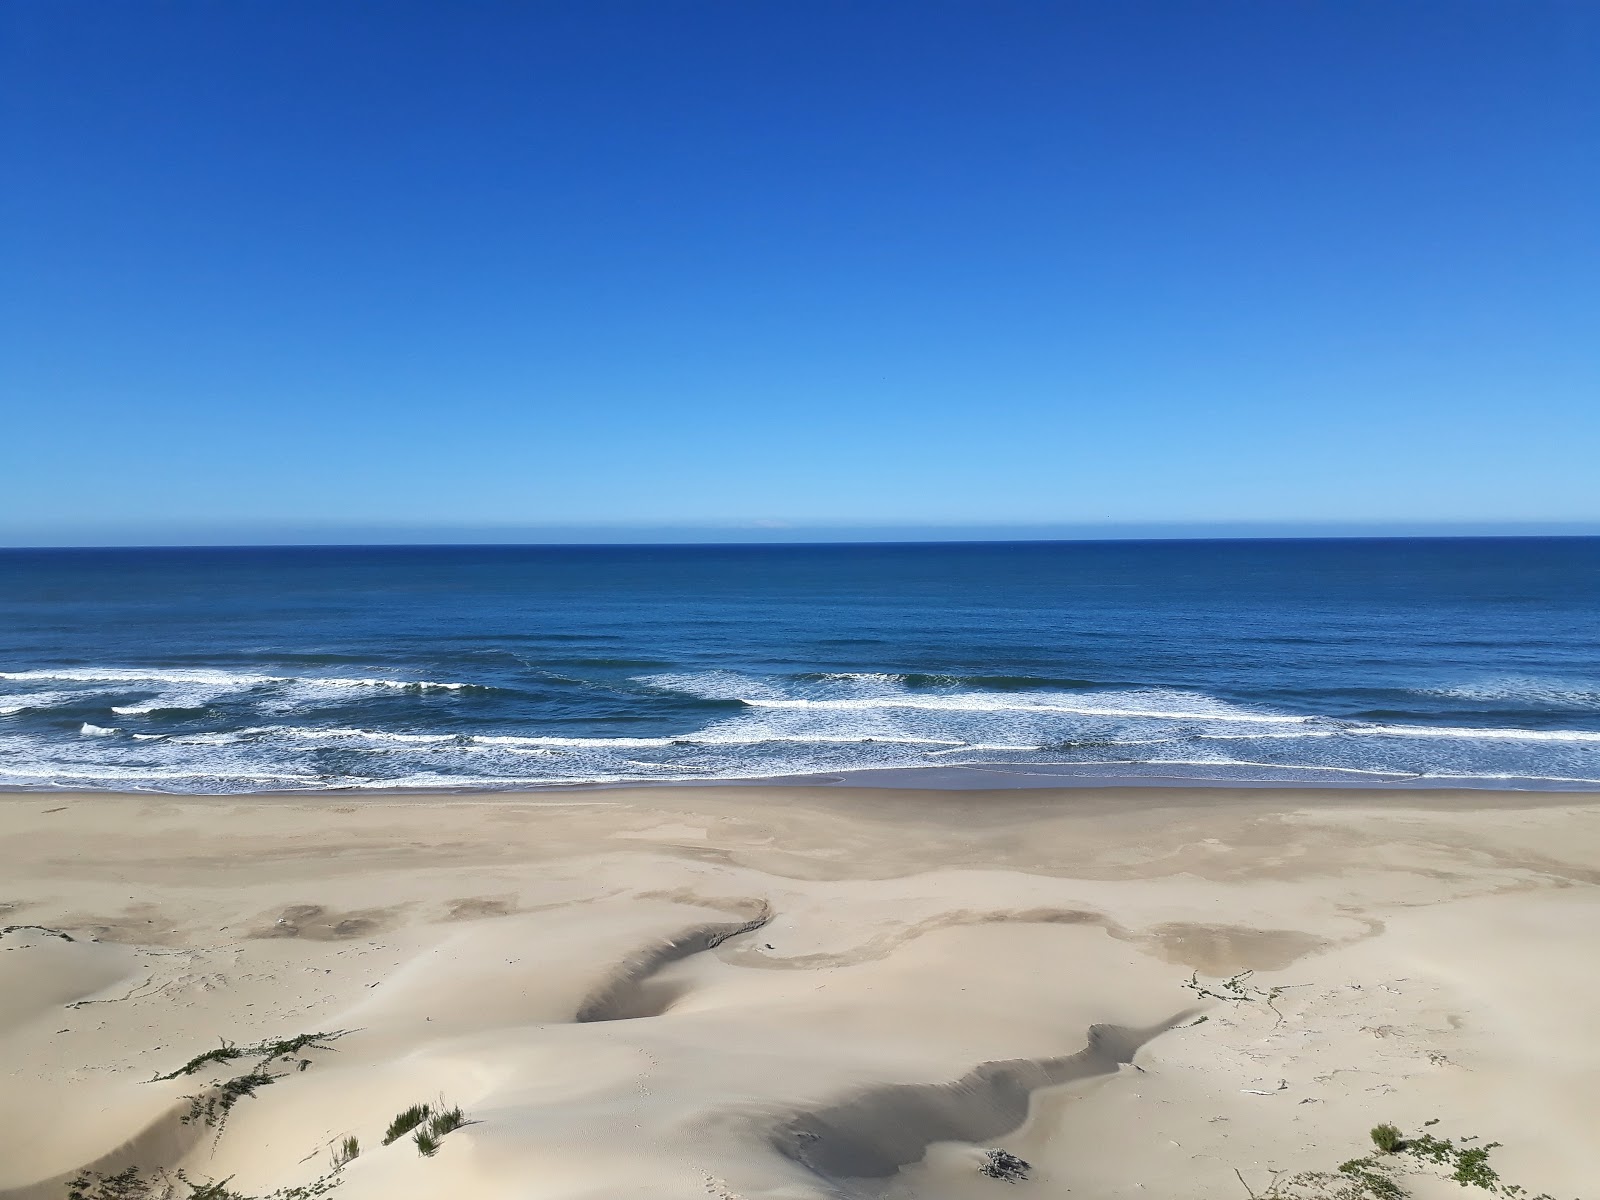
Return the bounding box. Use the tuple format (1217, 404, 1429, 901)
(0, 539, 1596, 792)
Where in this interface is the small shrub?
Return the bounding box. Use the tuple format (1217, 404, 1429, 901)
(156, 1041, 246, 1082)
(1370, 1124, 1404, 1154)
(153, 1031, 349, 1081)
(179, 1177, 247, 1200)
(332, 1135, 359, 1168)
(67, 1170, 252, 1200)
(1233, 1122, 1560, 1200)
(382, 1103, 432, 1145)
(67, 1167, 154, 1200)
(979, 1149, 1031, 1182)
(413, 1129, 440, 1158)
(181, 1070, 279, 1128)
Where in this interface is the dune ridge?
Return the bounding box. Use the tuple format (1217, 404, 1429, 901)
(2, 784, 1597, 1200)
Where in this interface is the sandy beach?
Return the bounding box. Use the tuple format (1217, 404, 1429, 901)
(2, 783, 1597, 1200)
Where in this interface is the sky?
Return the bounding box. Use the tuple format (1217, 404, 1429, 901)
(3, 1, 1598, 546)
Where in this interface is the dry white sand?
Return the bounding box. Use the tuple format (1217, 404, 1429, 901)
(1, 784, 1596, 1200)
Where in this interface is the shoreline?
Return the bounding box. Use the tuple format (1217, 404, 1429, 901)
(4, 783, 1597, 1199)
(5, 757, 1600, 798)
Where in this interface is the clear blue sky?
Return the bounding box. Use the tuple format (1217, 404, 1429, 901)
(3, 1, 1597, 545)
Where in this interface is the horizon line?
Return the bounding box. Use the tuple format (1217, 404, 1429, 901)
(5, 519, 1600, 551)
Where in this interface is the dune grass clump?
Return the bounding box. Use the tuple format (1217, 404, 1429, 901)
(428, 1107, 465, 1136)
(382, 1103, 432, 1145)
(332, 1135, 360, 1168)
(381, 1099, 470, 1155)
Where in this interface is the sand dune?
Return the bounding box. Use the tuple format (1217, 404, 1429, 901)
(1, 785, 1597, 1200)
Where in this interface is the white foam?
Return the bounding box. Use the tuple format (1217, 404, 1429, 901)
(642, 672, 1301, 722)
(2, 668, 276, 686)
(231, 725, 965, 752)
(1350, 722, 1600, 743)
(0, 764, 321, 783)
(1417, 678, 1600, 710)
(924, 743, 1043, 755)
(737, 692, 1309, 724)
(0, 691, 80, 715)
(1136, 757, 1419, 778)
(1417, 771, 1600, 785)
(111, 684, 233, 715)
(0, 667, 475, 692)
(639, 671, 788, 701)
(6, 661, 1596, 795)
(811, 672, 912, 683)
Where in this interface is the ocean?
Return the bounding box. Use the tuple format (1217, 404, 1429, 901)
(0, 538, 1596, 793)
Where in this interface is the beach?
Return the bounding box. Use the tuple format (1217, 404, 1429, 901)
(3, 783, 1597, 1200)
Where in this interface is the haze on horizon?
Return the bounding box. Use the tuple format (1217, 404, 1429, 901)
(4, 1, 1598, 547)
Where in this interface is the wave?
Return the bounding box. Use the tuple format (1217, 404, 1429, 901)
(643, 672, 1309, 723)
(5, 659, 1597, 795)
(1352, 722, 1600, 744)
(639, 671, 788, 702)
(0, 691, 79, 715)
(793, 672, 1101, 691)
(91, 716, 1600, 756)
(0, 764, 322, 784)
(0, 667, 483, 692)
(171, 725, 970, 752)
(1414, 678, 1600, 711)
(739, 692, 1311, 723)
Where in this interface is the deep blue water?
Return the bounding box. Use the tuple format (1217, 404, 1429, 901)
(1, 539, 1597, 792)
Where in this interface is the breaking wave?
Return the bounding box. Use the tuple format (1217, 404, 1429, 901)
(2, 662, 1596, 793)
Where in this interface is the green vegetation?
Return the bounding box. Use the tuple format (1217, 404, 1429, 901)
(1370, 1124, 1404, 1154)
(72, 1041, 475, 1200)
(1233, 1123, 1564, 1200)
(382, 1103, 432, 1145)
(428, 1107, 466, 1137)
(67, 1167, 149, 1200)
(152, 1031, 350, 1082)
(66, 1168, 342, 1200)
(381, 1099, 470, 1155)
(180, 1069, 278, 1129)
(178, 1177, 246, 1200)
(1183, 970, 1293, 1026)
(150, 1031, 352, 1137)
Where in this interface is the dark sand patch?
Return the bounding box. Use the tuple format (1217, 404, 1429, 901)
(250, 903, 404, 940)
(444, 895, 516, 921)
(774, 1018, 1187, 1182)
(1128, 922, 1331, 974)
(576, 903, 772, 1022)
